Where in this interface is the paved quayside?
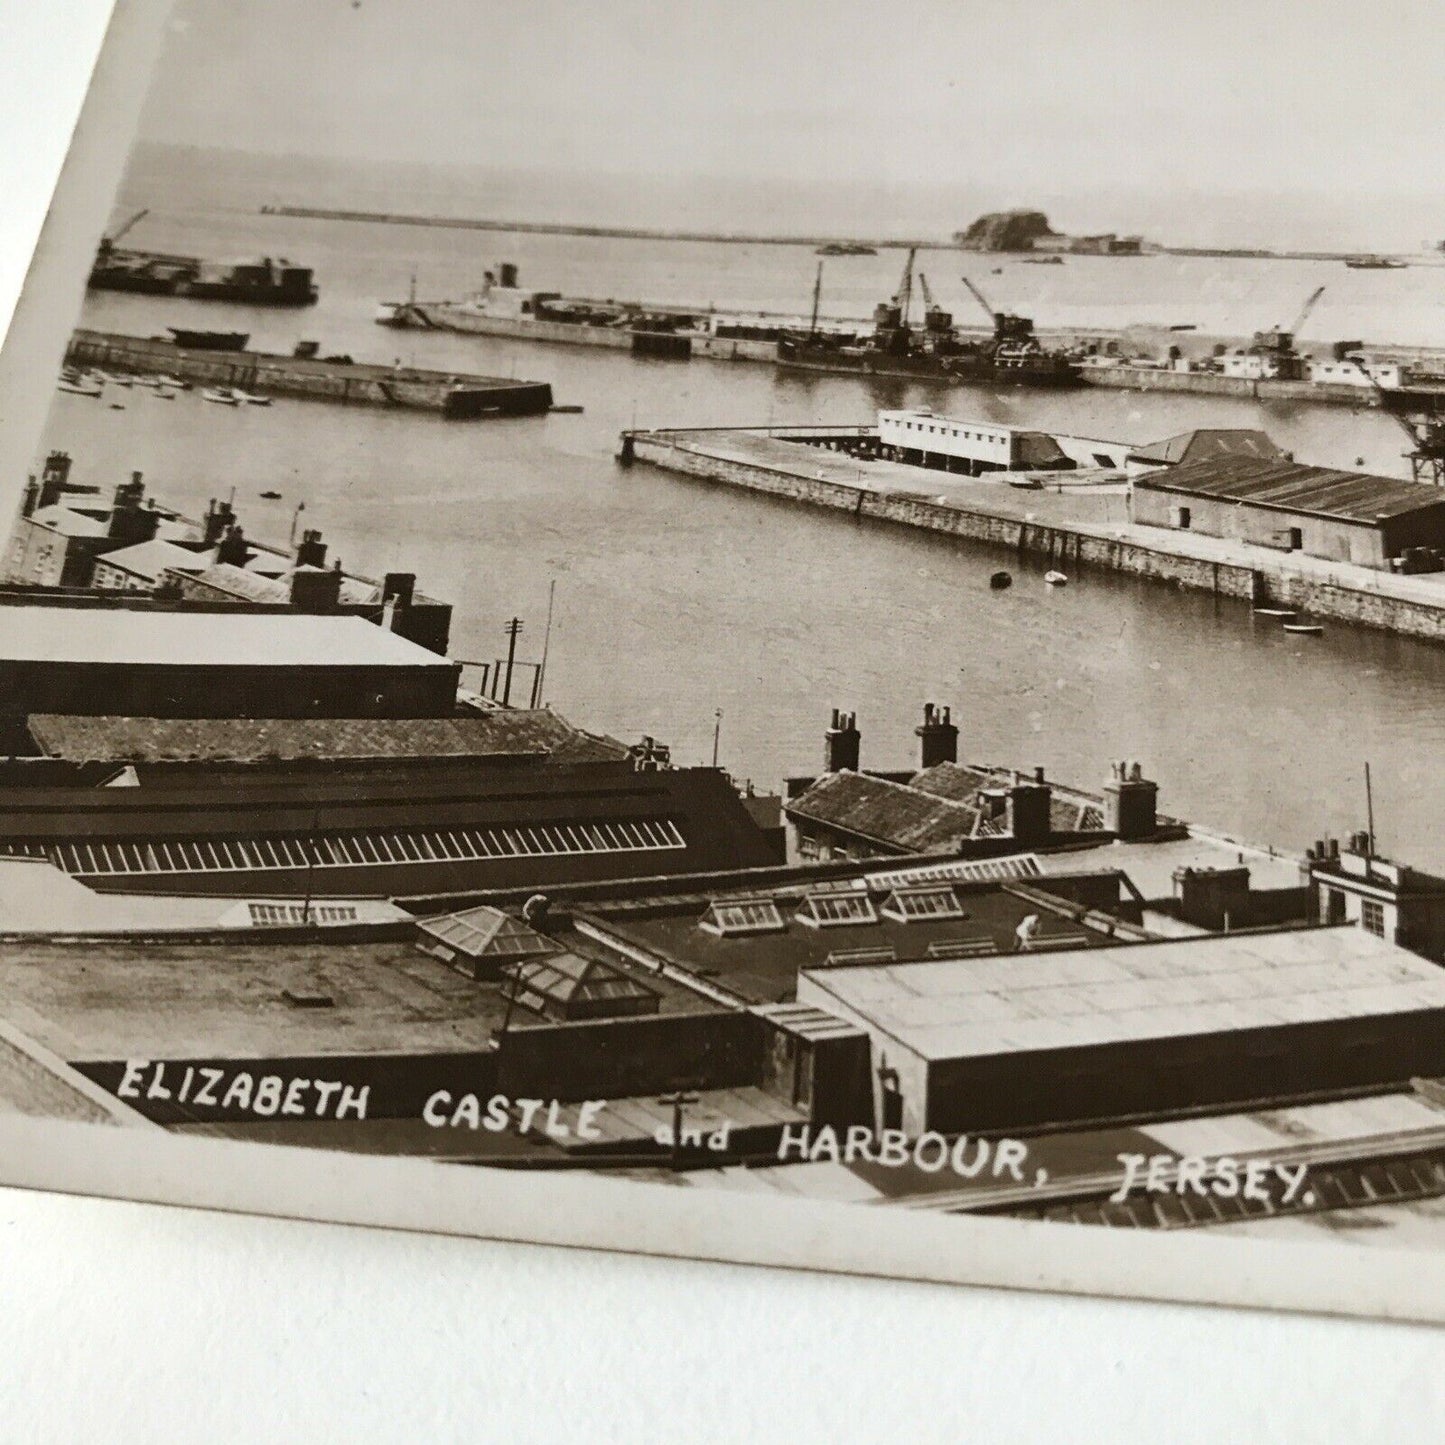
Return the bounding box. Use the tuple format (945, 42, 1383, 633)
(622, 426, 1445, 642)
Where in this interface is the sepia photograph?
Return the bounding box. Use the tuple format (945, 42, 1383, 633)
(6, 0, 1445, 1334)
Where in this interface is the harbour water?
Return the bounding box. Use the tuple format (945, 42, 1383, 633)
(33, 147, 1445, 869)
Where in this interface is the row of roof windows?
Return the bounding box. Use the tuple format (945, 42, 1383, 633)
(5, 818, 686, 878)
(699, 885, 967, 938)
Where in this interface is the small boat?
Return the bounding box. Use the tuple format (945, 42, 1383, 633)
(259, 489, 283, 500)
(109, 403, 126, 411)
(989, 571, 1013, 590)
(549, 404, 584, 414)
(129, 374, 162, 389)
(1283, 622, 1324, 635)
(1044, 570, 1069, 586)
(57, 377, 103, 397)
(234, 389, 272, 406)
(1253, 606, 1297, 619)
(1006, 476, 1044, 489)
(201, 387, 241, 406)
(154, 373, 190, 390)
(1344, 256, 1406, 270)
(1022, 256, 1065, 265)
(154, 388, 176, 400)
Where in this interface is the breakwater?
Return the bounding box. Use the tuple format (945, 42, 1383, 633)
(66, 329, 553, 419)
(622, 427, 1445, 644)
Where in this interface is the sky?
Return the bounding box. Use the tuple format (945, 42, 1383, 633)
(132, 0, 1445, 226)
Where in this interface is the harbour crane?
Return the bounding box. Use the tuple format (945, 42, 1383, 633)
(959, 274, 997, 326)
(1249, 285, 1326, 380)
(960, 274, 1038, 348)
(916, 273, 953, 334)
(99, 208, 149, 254)
(1288, 284, 1326, 340)
(892, 247, 917, 329)
(1347, 353, 1445, 485)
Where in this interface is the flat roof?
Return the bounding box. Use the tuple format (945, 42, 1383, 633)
(0, 605, 454, 670)
(585, 872, 1121, 1004)
(799, 926, 1445, 1061)
(1135, 455, 1445, 524)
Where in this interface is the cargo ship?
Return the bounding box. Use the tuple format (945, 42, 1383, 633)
(375, 264, 792, 361)
(776, 253, 1082, 389)
(88, 209, 318, 306)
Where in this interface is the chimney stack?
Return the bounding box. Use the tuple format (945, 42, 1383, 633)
(20, 476, 38, 519)
(105, 471, 159, 546)
(294, 527, 328, 569)
(216, 523, 249, 567)
(37, 452, 73, 511)
(1103, 759, 1159, 841)
(1006, 767, 1053, 845)
(915, 702, 958, 769)
(383, 572, 416, 610)
(824, 709, 860, 773)
(289, 560, 342, 610)
(203, 498, 237, 546)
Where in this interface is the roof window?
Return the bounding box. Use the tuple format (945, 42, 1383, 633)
(795, 892, 878, 929)
(880, 885, 967, 922)
(698, 897, 787, 937)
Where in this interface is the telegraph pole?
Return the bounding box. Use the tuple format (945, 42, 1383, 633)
(659, 1090, 699, 1170)
(712, 708, 723, 768)
(501, 616, 523, 706)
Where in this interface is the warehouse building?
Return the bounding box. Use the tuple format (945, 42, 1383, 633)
(796, 926, 1445, 1136)
(1131, 455, 1445, 568)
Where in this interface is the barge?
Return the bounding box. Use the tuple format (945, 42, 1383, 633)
(64, 329, 553, 418)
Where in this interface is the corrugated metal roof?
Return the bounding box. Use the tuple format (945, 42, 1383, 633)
(787, 771, 981, 851)
(1136, 455, 1445, 523)
(800, 926, 1445, 1061)
(1130, 429, 1283, 466)
(26, 710, 629, 763)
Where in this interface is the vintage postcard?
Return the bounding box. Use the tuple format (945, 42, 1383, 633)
(4, 0, 1445, 1324)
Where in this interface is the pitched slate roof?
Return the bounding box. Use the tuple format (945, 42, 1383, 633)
(97, 538, 212, 582)
(26, 711, 630, 764)
(1129, 428, 1283, 466)
(1136, 455, 1445, 523)
(786, 770, 981, 851)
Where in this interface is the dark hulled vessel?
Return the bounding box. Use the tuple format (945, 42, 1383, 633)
(777, 254, 1081, 388)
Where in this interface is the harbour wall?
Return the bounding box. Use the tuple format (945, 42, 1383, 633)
(66, 330, 554, 418)
(623, 430, 1445, 643)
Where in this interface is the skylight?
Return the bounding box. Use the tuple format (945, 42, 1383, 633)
(795, 892, 878, 929)
(698, 898, 787, 938)
(880, 886, 967, 923)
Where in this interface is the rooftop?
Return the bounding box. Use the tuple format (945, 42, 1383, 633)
(786, 770, 982, 851)
(1135, 455, 1445, 524)
(0, 604, 456, 670)
(1128, 429, 1284, 467)
(799, 926, 1445, 1061)
(98, 538, 213, 581)
(25, 711, 629, 764)
(580, 869, 1127, 1005)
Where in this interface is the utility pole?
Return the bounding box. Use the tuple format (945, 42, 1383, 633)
(809, 260, 823, 337)
(536, 580, 556, 707)
(659, 1090, 699, 1170)
(712, 708, 723, 768)
(501, 616, 523, 706)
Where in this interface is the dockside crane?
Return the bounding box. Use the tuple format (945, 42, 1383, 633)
(893, 247, 917, 329)
(98, 208, 149, 256)
(916, 273, 953, 335)
(960, 274, 1037, 347)
(1348, 353, 1445, 485)
(1249, 285, 1325, 379)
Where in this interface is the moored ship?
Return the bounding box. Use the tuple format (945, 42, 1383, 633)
(776, 253, 1082, 389)
(89, 210, 319, 306)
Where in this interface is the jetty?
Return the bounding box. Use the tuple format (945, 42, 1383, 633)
(64, 329, 553, 419)
(619, 424, 1445, 644)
